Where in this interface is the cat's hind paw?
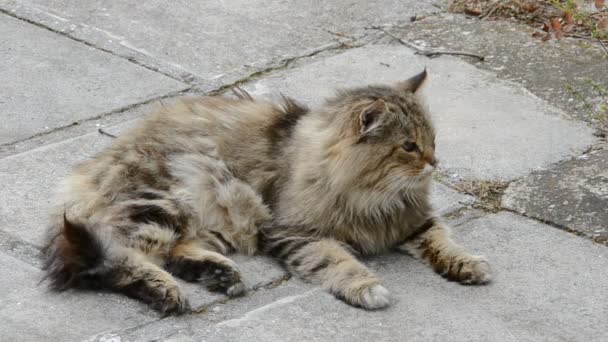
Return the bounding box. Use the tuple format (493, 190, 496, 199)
(204, 262, 247, 297)
(150, 285, 191, 316)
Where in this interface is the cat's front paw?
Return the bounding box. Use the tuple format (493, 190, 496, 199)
(337, 282, 391, 310)
(445, 255, 492, 285)
(360, 284, 391, 310)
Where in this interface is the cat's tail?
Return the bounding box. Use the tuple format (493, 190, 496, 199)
(42, 213, 107, 290)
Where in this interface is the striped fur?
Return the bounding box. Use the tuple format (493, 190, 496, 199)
(44, 70, 491, 314)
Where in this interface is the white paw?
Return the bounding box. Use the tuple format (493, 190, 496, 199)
(360, 284, 391, 310)
(226, 281, 246, 297)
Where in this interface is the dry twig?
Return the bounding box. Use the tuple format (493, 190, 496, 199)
(98, 128, 117, 138)
(415, 50, 486, 61)
(370, 26, 486, 61)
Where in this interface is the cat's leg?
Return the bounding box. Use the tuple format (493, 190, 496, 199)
(265, 236, 390, 310)
(399, 218, 491, 284)
(165, 239, 246, 297)
(107, 251, 190, 315)
(169, 153, 271, 255)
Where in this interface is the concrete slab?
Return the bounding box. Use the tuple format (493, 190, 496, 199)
(382, 13, 608, 127)
(0, 0, 438, 87)
(0, 93, 155, 159)
(0, 252, 157, 342)
(0, 228, 43, 268)
(100, 212, 608, 342)
(83, 279, 312, 342)
(503, 147, 608, 245)
(0, 14, 187, 146)
(243, 45, 596, 181)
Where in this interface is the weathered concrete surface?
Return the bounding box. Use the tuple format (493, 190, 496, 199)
(244, 45, 596, 181)
(381, 13, 608, 128)
(0, 92, 170, 159)
(0, 228, 43, 268)
(0, 120, 136, 247)
(178, 254, 287, 311)
(90, 212, 608, 342)
(0, 0, 438, 88)
(503, 146, 608, 245)
(0, 14, 187, 146)
(0, 110, 471, 249)
(432, 181, 474, 215)
(0, 252, 157, 342)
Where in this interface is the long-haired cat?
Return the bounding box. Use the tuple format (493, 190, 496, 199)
(43, 70, 491, 314)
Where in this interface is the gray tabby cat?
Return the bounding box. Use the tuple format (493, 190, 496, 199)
(43, 70, 491, 314)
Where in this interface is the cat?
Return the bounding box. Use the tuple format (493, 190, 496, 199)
(43, 69, 491, 314)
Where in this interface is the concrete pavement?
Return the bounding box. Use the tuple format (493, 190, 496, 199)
(0, 1, 606, 341)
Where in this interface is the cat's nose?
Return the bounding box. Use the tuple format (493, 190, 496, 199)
(426, 156, 438, 167)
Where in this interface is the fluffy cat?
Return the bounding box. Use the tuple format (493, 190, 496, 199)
(43, 70, 491, 314)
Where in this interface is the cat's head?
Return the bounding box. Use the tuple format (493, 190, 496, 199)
(321, 69, 436, 196)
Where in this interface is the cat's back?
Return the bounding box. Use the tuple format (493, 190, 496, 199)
(130, 96, 277, 151)
(63, 94, 306, 215)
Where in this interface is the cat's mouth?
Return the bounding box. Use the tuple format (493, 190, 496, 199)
(421, 163, 435, 176)
(409, 164, 435, 179)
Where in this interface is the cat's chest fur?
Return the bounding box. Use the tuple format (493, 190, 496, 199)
(272, 184, 431, 255)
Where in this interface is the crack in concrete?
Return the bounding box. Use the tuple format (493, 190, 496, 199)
(208, 38, 371, 96)
(501, 207, 608, 247)
(0, 229, 43, 268)
(82, 273, 293, 341)
(0, 7, 193, 85)
(0, 87, 195, 159)
(0, 7, 374, 159)
(192, 273, 292, 315)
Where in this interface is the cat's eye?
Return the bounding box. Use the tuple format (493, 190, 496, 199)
(402, 141, 418, 152)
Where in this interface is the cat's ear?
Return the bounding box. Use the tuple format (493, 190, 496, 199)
(398, 68, 427, 93)
(359, 99, 387, 136)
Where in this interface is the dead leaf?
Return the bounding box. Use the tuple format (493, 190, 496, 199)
(562, 24, 574, 33)
(525, 5, 540, 13)
(532, 31, 544, 38)
(542, 22, 550, 32)
(563, 11, 574, 25)
(550, 18, 563, 39)
(464, 7, 482, 16)
(542, 32, 552, 41)
(596, 0, 605, 11)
